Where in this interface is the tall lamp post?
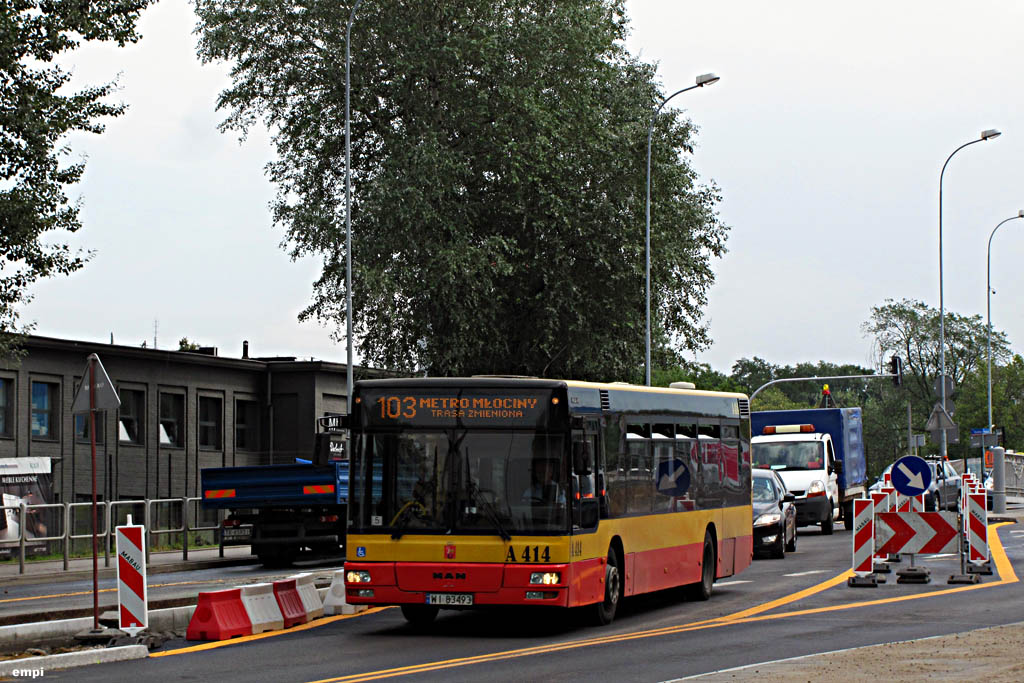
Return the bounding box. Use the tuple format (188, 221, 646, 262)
(345, 0, 364, 410)
(645, 72, 720, 386)
(986, 210, 1024, 433)
(937, 128, 1000, 461)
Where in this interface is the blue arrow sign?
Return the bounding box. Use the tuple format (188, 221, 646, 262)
(656, 458, 690, 497)
(891, 455, 931, 497)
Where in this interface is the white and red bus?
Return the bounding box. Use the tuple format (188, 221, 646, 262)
(342, 377, 752, 626)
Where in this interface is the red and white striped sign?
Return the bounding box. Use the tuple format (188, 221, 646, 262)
(852, 498, 874, 574)
(874, 511, 959, 555)
(968, 492, 988, 563)
(870, 492, 890, 559)
(116, 517, 148, 635)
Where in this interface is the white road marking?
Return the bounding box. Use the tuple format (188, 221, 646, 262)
(714, 580, 751, 587)
(783, 570, 827, 577)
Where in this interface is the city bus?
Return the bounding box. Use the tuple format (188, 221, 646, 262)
(342, 377, 752, 626)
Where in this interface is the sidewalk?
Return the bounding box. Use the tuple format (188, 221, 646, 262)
(0, 544, 258, 587)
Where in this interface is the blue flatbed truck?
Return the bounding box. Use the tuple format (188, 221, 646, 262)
(751, 408, 868, 531)
(201, 416, 348, 567)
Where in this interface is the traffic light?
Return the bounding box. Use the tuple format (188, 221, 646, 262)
(888, 356, 903, 387)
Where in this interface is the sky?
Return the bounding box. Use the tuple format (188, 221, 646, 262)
(21, 0, 1024, 377)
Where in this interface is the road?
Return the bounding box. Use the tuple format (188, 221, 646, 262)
(22, 521, 1023, 682)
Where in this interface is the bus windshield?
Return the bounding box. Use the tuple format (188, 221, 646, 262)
(350, 430, 568, 535)
(752, 441, 824, 470)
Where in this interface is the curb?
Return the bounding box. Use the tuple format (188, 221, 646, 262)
(0, 645, 149, 676)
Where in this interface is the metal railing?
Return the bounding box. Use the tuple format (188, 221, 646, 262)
(1, 497, 231, 574)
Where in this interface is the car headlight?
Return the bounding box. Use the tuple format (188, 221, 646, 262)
(754, 512, 782, 527)
(807, 480, 826, 495)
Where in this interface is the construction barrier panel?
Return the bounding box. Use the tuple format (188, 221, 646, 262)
(871, 492, 890, 560)
(291, 572, 325, 619)
(186, 588, 252, 641)
(323, 569, 368, 616)
(240, 583, 285, 634)
(968, 492, 989, 563)
(875, 511, 959, 556)
(273, 578, 308, 628)
(115, 518, 148, 636)
(852, 498, 873, 574)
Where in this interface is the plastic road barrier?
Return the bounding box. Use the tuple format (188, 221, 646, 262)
(291, 573, 325, 619)
(871, 492, 890, 561)
(875, 511, 959, 555)
(240, 583, 285, 634)
(324, 569, 367, 616)
(851, 498, 874, 574)
(115, 517, 148, 636)
(272, 578, 308, 628)
(968, 492, 989, 563)
(186, 589, 253, 641)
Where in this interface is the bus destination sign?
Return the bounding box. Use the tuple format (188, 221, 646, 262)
(358, 389, 560, 429)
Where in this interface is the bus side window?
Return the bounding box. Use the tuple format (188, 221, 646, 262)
(604, 418, 627, 518)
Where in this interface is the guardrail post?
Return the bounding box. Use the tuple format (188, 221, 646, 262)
(144, 499, 152, 565)
(103, 501, 111, 568)
(63, 502, 70, 571)
(18, 502, 26, 575)
(182, 497, 189, 561)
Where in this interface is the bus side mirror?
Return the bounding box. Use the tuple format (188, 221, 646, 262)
(572, 442, 593, 475)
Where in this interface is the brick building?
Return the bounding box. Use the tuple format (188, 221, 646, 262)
(0, 335, 383, 504)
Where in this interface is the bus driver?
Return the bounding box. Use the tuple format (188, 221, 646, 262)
(521, 457, 565, 505)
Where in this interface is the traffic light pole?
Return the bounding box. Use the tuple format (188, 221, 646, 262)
(749, 369, 902, 405)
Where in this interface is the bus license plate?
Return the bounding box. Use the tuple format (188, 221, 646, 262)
(426, 593, 473, 606)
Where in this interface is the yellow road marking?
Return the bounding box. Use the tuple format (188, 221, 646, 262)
(149, 608, 390, 657)
(305, 523, 1018, 683)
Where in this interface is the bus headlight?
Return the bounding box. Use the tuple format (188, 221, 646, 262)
(347, 570, 372, 583)
(754, 512, 781, 527)
(530, 572, 560, 585)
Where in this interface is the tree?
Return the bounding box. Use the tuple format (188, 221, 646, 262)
(178, 338, 200, 352)
(0, 0, 154, 358)
(196, 0, 727, 380)
(861, 298, 1012, 463)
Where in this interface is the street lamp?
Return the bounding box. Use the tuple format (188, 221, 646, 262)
(345, 0, 364, 409)
(645, 72, 720, 386)
(986, 210, 1024, 434)
(937, 128, 1000, 460)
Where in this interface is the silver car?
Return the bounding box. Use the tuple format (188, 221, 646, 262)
(868, 459, 960, 511)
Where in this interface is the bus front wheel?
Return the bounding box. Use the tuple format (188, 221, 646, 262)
(591, 550, 622, 626)
(687, 531, 716, 601)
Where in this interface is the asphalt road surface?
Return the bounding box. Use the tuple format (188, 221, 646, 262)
(26, 522, 1024, 682)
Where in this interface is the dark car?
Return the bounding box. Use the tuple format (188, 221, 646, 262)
(752, 468, 797, 559)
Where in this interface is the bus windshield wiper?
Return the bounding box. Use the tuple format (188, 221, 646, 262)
(462, 447, 512, 542)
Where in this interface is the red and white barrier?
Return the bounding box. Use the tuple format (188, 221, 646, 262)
(187, 588, 252, 641)
(273, 578, 308, 628)
(324, 568, 368, 616)
(240, 583, 284, 634)
(291, 572, 325, 619)
(116, 516, 148, 636)
(968, 492, 988, 563)
(871, 492, 890, 560)
(875, 511, 959, 555)
(852, 498, 874, 575)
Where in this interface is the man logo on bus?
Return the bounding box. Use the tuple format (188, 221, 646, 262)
(445, 544, 456, 560)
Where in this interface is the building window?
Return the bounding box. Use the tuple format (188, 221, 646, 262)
(31, 381, 59, 440)
(235, 399, 259, 451)
(159, 393, 185, 448)
(198, 396, 222, 450)
(118, 389, 145, 445)
(74, 413, 105, 444)
(0, 378, 11, 438)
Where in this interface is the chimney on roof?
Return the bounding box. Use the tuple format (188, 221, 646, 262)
(243, 340, 249, 359)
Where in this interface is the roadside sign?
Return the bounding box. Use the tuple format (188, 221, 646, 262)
(932, 374, 954, 399)
(891, 455, 931, 497)
(875, 511, 959, 555)
(71, 354, 121, 414)
(925, 403, 955, 432)
(116, 515, 148, 636)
